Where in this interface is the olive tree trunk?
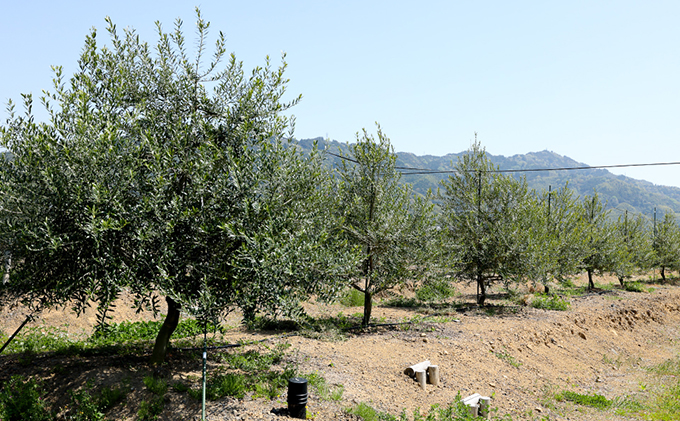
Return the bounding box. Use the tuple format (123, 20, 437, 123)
(362, 290, 372, 327)
(150, 296, 181, 365)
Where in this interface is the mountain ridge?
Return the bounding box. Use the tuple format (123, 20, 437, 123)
(297, 137, 680, 218)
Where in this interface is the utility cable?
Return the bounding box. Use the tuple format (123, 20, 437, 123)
(326, 151, 680, 175)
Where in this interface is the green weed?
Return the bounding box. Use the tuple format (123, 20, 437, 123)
(531, 294, 570, 311)
(330, 384, 345, 401)
(207, 372, 247, 399)
(194, 345, 297, 401)
(0, 375, 53, 421)
(143, 376, 168, 396)
(383, 296, 420, 308)
(68, 389, 105, 421)
(305, 371, 344, 402)
(65, 381, 128, 420)
(649, 355, 680, 376)
(555, 390, 611, 409)
(339, 288, 365, 307)
(623, 282, 647, 292)
(492, 349, 521, 368)
(346, 394, 500, 420)
(137, 396, 164, 421)
(416, 279, 456, 302)
(171, 381, 189, 393)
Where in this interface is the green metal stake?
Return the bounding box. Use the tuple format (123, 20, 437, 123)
(202, 324, 207, 421)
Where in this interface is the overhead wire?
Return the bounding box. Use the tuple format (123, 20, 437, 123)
(326, 151, 680, 175)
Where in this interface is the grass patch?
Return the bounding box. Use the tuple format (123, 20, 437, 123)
(297, 313, 364, 340)
(636, 354, 680, 420)
(1, 318, 224, 357)
(346, 402, 397, 421)
(415, 279, 456, 303)
(190, 344, 297, 401)
(90, 319, 223, 345)
(339, 288, 365, 307)
(555, 390, 612, 409)
(137, 395, 164, 421)
(305, 371, 344, 401)
(207, 372, 248, 399)
(0, 375, 53, 421)
(622, 281, 648, 292)
(382, 296, 420, 308)
(645, 382, 680, 420)
(650, 356, 680, 376)
(530, 294, 570, 311)
(143, 376, 168, 396)
(346, 394, 503, 420)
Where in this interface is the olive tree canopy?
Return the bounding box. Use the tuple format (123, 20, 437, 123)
(0, 10, 354, 364)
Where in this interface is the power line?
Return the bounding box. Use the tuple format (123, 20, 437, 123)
(326, 151, 680, 175)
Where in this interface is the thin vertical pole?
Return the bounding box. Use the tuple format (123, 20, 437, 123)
(654, 207, 657, 237)
(202, 324, 207, 421)
(547, 185, 552, 228)
(476, 170, 481, 303)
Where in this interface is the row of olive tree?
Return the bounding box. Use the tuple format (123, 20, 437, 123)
(436, 141, 680, 304)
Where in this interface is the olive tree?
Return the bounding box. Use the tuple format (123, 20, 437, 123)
(0, 11, 352, 364)
(524, 184, 587, 292)
(578, 193, 621, 289)
(652, 212, 680, 281)
(439, 140, 535, 305)
(337, 125, 433, 326)
(613, 212, 653, 286)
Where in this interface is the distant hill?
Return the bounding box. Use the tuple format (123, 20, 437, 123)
(296, 137, 680, 219)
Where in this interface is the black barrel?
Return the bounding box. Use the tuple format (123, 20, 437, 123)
(287, 377, 308, 419)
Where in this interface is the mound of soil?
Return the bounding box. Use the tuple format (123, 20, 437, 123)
(1, 274, 679, 420)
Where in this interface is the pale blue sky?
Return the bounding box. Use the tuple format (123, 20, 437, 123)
(2, 1, 679, 186)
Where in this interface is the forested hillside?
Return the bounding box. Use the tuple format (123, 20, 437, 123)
(298, 137, 680, 218)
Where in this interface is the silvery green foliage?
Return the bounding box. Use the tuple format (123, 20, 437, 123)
(439, 140, 536, 305)
(0, 10, 354, 343)
(578, 192, 621, 288)
(652, 212, 680, 281)
(523, 184, 587, 288)
(613, 212, 654, 285)
(338, 125, 434, 326)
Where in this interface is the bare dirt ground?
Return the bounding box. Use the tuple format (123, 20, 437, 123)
(2, 274, 680, 420)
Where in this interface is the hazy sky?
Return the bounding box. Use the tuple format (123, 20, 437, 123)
(2, 1, 679, 187)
